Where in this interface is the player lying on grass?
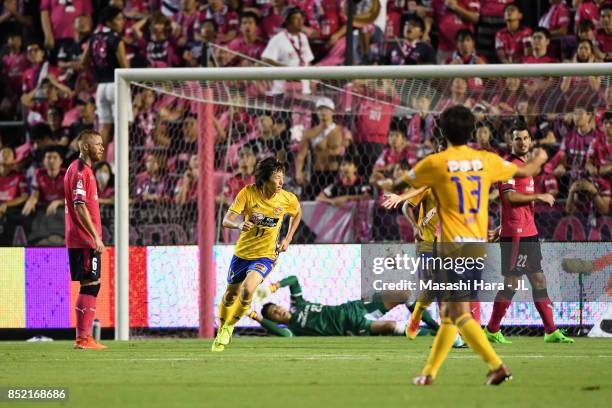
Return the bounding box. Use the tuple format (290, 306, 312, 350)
(400, 105, 548, 385)
(485, 125, 573, 344)
(212, 157, 302, 352)
(249, 275, 443, 337)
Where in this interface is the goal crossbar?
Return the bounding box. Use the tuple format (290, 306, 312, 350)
(113, 63, 612, 340)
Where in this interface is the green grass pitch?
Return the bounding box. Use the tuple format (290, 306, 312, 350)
(1, 337, 611, 408)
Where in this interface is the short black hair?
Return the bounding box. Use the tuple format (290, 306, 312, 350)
(30, 123, 52, 141)
(261, 303, 275, 320)
(533, 26, 551, 40)
(101, 6, 122, 25)
(44, 145, 65, 159)
(577, 19, 596, 33)
(603, 111, 612, 122)
(404, 15, 425, 33)
(201, 18, 219, 32)
(503, 2, 521, 14)
(511, 122, 532, 138)
(389, 118, 406, 135)
(600, 4, 612, 14)
(254, 157, 284, 187)
(455, 28, 474, 42)
(440, 105, 475, 146)
(241, 11, 259, 23)
(341, 155, 357, 166)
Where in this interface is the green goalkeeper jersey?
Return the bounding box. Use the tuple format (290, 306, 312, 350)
(260, 276, 373, 336)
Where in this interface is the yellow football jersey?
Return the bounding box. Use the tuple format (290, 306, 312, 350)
(229, 184, 300, 260)
(406, 188, 438, 253)
(406, 145, 517, 242)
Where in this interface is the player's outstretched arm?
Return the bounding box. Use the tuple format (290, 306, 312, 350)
(513, 148, 548, 178)
(248, 311, 293, 337)
(382, 186, 428, 209)
(505, 191, 555, 206)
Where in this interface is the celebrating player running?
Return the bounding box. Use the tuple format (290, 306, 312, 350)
(212, 157, 302, 352)
(404, 106, 548, 386)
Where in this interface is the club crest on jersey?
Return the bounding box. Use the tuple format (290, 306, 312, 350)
(447, 160, 483, 172)
(274, 207, 282, 215)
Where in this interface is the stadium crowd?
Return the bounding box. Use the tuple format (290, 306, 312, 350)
(0, 0, 610, 245)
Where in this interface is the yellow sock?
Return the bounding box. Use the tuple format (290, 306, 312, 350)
(456, 313, 502, 371)
(412, 300, 432, 323)
(218, 295, 237, 326)
(422, 318, 457, 378)
(226, 296, 251, 326)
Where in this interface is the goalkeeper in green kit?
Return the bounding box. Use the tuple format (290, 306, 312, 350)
(248, 275, 440, 336)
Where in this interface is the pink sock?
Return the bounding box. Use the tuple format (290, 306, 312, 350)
(535, 298, 556, 334)
(75, 294, 97, 339)
(487, 291, 512, 333)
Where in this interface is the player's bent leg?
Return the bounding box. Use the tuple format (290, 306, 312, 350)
(453, 303, 510, 384)
(219, 283, 241, 326)
(413, 303, 456, 386)
(74, 280, 107, 350)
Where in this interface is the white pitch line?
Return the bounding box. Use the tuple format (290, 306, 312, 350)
(33, 354, 612, 362)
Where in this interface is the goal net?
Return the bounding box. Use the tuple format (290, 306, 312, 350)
(114, 62, 612, 340)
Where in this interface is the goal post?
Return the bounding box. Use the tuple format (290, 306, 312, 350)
(114, 63, 612, 341)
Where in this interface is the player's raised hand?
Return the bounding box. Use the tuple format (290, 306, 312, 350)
(537, 193, 555, 207)
(240, 220, 254, 232)
(248, 310, 262, 322)
(382, 194, 403, 209)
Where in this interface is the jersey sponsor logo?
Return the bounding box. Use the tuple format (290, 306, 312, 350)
(252, 263, 267, 273)
(75, 188, 86, 196)
(249, 212, 280, 227)
(447, 159, 483, 173)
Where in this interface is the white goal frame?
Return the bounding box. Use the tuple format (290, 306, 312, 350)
(114, 63, 612, 340)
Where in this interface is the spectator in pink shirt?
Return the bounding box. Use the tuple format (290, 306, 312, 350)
(553, 104, 605, 182)
(93, 161, 114, 205)
(41, 0, 92, 54)
(431, 0, 480, 63)
(134, 154, 169, 203)
(573, 0, 600, 34)
(523, 27, 559, 63)
(538, 0, 570, 37)
(260, 0, 286, 40)
(0, 0, 33, 40)
(586, 111, 612, 177)
(494, 2, 532, 63)
(227, 11, 267, 65)
(1, 32, 28, 119)
(200, 0, 239, 43)
(173, 0, 203, 48)
(476, 0, 513, 62)
(596, 4, 612, 60)
(217, 146, 256, 207)
(133, 11, 180, 67)
(21, 145, 65, 217)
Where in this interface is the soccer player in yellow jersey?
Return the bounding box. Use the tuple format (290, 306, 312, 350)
(403, 105, 548, 385)
(212, 157, 301, 352)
